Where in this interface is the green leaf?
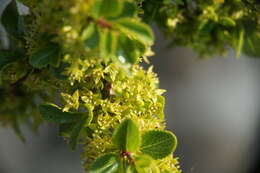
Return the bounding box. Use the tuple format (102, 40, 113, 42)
(156, 96, 165, 119)
(0, 51, 23, 70)
(220, 17, 236, 27)
(1, 0, 21, 38)
(115, 18, 154, 45)
(117, 34, 145, 64)
(134, 154, 153, 173)
(29, 43, 60, 69)
(82, 23, 100, 50)
(140, 130, 177, 159)
(89, 0, 123, 18)
(243, 33, 260, 58)
(126, 154, 159, 173)
(126, 166, 138, 173)
(89, 0, 103, 19)
(90, 153, 119, 173)
(117, 35, 138, 64)
(112, 118, 140, 152)
(119, 2, 136, 18)
(69, 118, 85, 150)
(99, 29, 118, 58)
(39, 103, 83, 123)
(99, 0, 123, 18)
(1, 0, 27, 39)
(236, 28, 244, 58)
(84, 104, 94, 127)
(108, 1, 137, 20)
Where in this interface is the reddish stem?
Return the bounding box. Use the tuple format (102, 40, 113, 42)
(97, 18, 112, 29)
(121, 151, 135, 164)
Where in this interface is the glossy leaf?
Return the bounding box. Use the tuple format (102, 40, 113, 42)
(112, 118, 140, 152)
(99, 0, 123, 18)
(115, 18, 154, 45)
(117, 34, 145, 64)
(90, 153, 119, 173)
(109, 1, 137, 20)
(39, 103, 83, 123)
(29, 43, 60, 69)
(140, 130, 177, 159)
(99, 29, 118, 58)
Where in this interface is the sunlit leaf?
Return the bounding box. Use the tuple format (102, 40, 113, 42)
(99, 0, 123, 18)
(117, 34, 145, 64)
(140, 130, 177, 159)
(112, 118, 140, 152)
(109, 1, 137, 20)
(99, 29, 118, 58)
(90, 153, 119, 173)
(115, 18, 154, 45)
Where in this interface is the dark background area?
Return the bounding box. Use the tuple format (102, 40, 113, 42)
(1, 0, 260, 172)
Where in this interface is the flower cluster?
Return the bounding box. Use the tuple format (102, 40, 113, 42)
(1, 0, 181, 172)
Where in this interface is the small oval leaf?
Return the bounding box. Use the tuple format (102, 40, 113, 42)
(140, 130, 177, 159)
(90, 153, 119, 173)
(112, 118, 140, 152)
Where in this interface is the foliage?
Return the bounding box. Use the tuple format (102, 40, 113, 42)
(140, 0, 260, 57)
(0, 0, 259, 172)
(90, 118, 177, 172)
